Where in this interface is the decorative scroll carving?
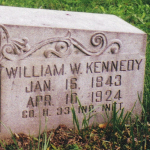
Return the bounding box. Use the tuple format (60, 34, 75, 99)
(0, 25, 122, 61)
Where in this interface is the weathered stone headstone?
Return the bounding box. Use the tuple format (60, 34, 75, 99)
(0, 6, 147, 138)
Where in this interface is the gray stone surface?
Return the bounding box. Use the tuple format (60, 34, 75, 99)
(0, 6, 147, 138)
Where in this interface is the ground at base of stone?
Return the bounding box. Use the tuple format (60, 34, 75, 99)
(0, 123, 150, 150)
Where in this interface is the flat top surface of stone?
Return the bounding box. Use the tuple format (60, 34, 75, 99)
(0, 6, 145, 34)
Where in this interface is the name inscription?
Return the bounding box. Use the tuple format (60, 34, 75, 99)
(4, 59, 143, 119)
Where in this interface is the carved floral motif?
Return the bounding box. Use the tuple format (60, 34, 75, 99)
(0, 25, 122, 61)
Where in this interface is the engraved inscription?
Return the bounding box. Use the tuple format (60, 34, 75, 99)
(6, 64, 64, 79)
(86, 59, 142, 73)
(11, 58, 143, 119)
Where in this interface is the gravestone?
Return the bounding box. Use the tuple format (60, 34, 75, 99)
(0, 6, 147, 138)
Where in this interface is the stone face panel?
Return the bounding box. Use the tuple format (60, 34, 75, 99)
(0, 6, 147, 138)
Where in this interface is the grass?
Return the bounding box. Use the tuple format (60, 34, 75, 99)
(1, 96, 150, 149)
(71, 97, 96, 136)
(0, 0, 150, 149)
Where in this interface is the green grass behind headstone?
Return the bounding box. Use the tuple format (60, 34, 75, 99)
(0, 0, 150, 149)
